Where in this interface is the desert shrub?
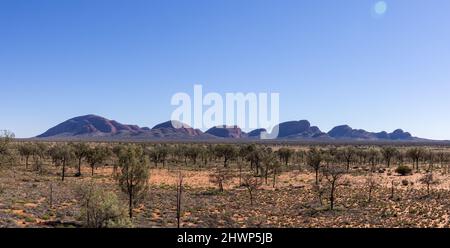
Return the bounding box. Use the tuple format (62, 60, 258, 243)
(242, 174, 262, 205)
(209, 167, 233, 192)
(419, 173, 438, 196)
(321, 165, 347, 210)
(116, 145, 150, 218)
(401, 179, 409, 186)
(395, 165, 412, 176)
(0, 130, 16, 169)
(76, 183, 131, 228)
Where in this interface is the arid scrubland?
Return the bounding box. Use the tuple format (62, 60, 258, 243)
(1, 131, 450, 228)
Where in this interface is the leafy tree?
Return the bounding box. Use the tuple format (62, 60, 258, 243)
(117, 145, 150, 218)
(0, 130, 15, 168)
(407, 147, 425, 171)
(112, 144, 126, 175)
(86, 147, 111, 176)
(366, 148, 380, 172)
(246, 148, 261, 175)
(381, 147, 398, 168)
(214, 144, 237, 168)
(18, 143, 36, 169)
(185, 146, 201, 165)
(436, 151, 450, 174)
(146, 145, 169, 168)
(277, 147, 293, 166)
(306, 147, 323, 185)
(29, 142, 48, 172)
(271, 160, 282, 188)
(339, 146, 356, 171)
(199, 146, 210, 168)
(425, 150, 436, 172)
(49, 144, 75, 181)
(71, 143, 90, 176)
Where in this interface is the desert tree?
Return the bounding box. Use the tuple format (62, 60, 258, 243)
(261, 151, 277, 185)
(321, 164, 347, 210)
(214, 144, 237, 168)
(50, 144, 75, 181)
(271, 159, 282, 188)
(277, 147, 293, 166)
(365, 174, 380, 203)
(71, 142, 90, 177)
(366, 148, 380, 172)
(176, 171, 183, 228)
(18, 143, 36, 169)
(199, 146, 210, 168)
(241, 173, 262, 206)
(112, 144, 126, 175)
(407, 147, 425, 171)
(146, 147, 159, 167)
(306, 147, 323, 185)
(186, 146, 201, 165)
(419, 172, 437, 196)
(246, 148, 261, 175)
(436, 151, 450, 174)
(356, 148, 369, 165)
(156, 145, 169, 167)
(209, 167, 233, 192)
(389, 180, 398, 200)
(117, 145, 150, 218)
(0, 130, 15, 169)
(425, 150, 436, 172)
(147, 145, 170, 168)
(237, 145, 254, 184)
(31, 142, 48, 173)
(381, 147, 398, 168)
(395, 150, 406, 166)
(295, 150, 306, 171)
(339, 146, 356, 171)
(86, 146, 111, 176)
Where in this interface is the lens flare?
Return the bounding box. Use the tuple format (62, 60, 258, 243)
(374, 1, 388, 15)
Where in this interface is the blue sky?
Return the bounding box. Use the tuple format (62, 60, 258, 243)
(1, 0, 450, 139)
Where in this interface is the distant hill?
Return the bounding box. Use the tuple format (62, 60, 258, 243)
(205, 125, 247, 138)
(37, 115, 145, 138)
(327, 125, 414, 141)
(37, 115, 212, 140)
(35, 114, 427, 142)
(272, 120, 329, 139)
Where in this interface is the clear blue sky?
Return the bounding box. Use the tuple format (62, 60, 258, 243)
(1, 0, 450, 139)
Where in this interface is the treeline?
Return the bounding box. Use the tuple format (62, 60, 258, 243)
(1, 130, 450, 227)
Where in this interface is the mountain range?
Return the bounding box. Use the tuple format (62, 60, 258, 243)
(35, 114, 428, 142)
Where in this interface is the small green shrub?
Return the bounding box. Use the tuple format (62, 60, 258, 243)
(395, 165, 412, 176)
(76, 183, 131, 228)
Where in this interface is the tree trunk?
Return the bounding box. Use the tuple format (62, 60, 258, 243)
(330, 182, 335, 210)
(78, 158, 82, 176)
(128, 187, 133, 218)
(61, 161, 66, 181)
(315, 169, 319, 185)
